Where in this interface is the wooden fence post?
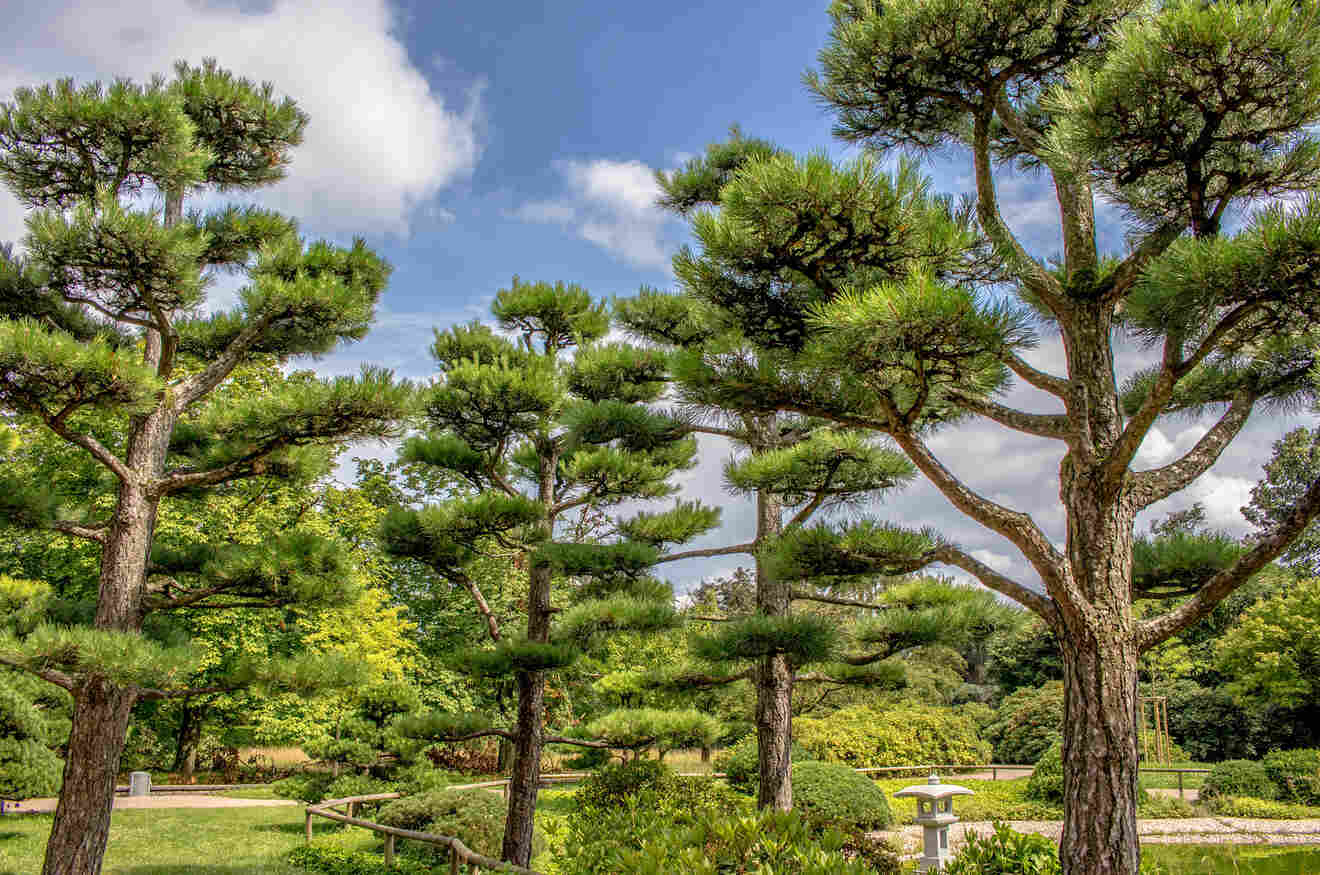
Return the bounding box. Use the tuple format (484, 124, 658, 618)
(384, 834, 395, 866)
(450, 845, 460, 874)
(305, 810, 312, 842)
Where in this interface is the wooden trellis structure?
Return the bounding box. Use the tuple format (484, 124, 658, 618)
(1140, 696, 1173, 764)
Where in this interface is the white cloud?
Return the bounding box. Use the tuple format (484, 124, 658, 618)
(515, 158, 677, 268)
(0, 0, 480, 236)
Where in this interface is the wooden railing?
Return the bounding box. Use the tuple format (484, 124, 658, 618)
(301, 762, 1217, 870)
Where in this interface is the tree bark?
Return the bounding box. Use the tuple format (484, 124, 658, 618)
(1059, 633, 1141, 875)
(172, 700, 206, 781)
(502, 665, 545, 868)
(41, 677, 137, 875)
(753, 487, 792, 810)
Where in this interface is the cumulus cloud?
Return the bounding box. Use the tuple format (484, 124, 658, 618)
(514, 158, 679, 269)
(0, 0, 481, 236)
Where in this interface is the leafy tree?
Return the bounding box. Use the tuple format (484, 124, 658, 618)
(661, 2, 1320, 871)
(1216, 578, 1320, 711)
(380, 278, 720, 866)
(0, 62, 410, 873)
(1245, 427, 1320, 574)
(0, 577, 69, 800)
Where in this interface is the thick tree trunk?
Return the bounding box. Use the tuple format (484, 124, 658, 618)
(753, 488, 792, 810)
(1059, 633, 1141, 875)
(41, 677, 137, 875)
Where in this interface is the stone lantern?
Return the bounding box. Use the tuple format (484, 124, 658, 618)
(894, 773, 973, 872)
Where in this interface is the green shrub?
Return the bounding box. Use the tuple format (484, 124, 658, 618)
(323, 774, 396, 806)
(574, 758, 672, 810)
(392, 762, 464, 796)
(558, 803, 888, 875)
(945, 821, 1060, 875)
(790, 761, 893, 831)
(1202, 759, 1276, 803)
(1025, 741, 1064, 803)
(287, 843, 430, 875)
(1136, 794, 1196, 818)
(1208, 795, 1320, 818)
(793, 703, 991, 768)
(713, 735, 808, 794)
(375, 788, 514, 860)
(983, 681, 1064, 765)
(1262, 748, 1320, 804)
(272, 771, 335, 804)
(0, 737, 62, 799)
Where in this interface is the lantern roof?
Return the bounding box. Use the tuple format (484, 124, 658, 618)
(893, 773, 974, 800)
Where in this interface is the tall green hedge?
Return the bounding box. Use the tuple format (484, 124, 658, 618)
(793, 704, 991, 768)
(982, 682, 1063, 765)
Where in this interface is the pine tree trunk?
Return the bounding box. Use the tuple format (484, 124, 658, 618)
(753, 487, 792, 810)
(172, 700, 206, 781)
(1059, 633, 1141, 875)
(41, 677, 137, 875)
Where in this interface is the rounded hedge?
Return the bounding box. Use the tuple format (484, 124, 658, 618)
(574, 758, 744, 820)
(376, 788, 515, 860)
(791, 760, 893, 831)
(1024, 740, 1065, 803)
(793, 703, 991, 768)
(983, 682, 1063, 765)
(0, 737, 62, 800)
(1262, 749, 1320, 805)
(1201, 759, 1276, 804)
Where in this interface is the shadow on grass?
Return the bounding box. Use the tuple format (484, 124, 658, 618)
(249, 821, 349, 837)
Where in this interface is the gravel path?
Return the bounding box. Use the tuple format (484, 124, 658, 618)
(11, 793, 297, 814)
(875, 818, 1320, 855)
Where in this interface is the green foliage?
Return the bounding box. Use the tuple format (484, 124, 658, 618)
(554, 596, 679, 646)
(573, 759, 674, 810)
(1207, 795, 1320, 819)
(1131, 531, 1245, 599)
(492, 277, 609, 351)
(1262, 748, 1320, 805)
(0, 737, 61, 800)
(945, 822, 1061, 875)
(1201, 759, 1277, 804)
(984, 682, 1064, 765)
(583, 707, 722, 752)
(0, 318, 163, 416)
(393, 710, 493, 742)
(453, 639, 578, 677)
(724, 429, 913, 504)
(1216, 580, 1320, 709)
(714, 734, 808, 795)
(1245, 427, 1320, 574)
(616, 501, 721, 548)
(1025, 741, 1065, 803)
(531, 540, 659, 577)
(790, 760, 893, 831)
(692, 613, 839, 665)
(376, 788, 513, 860)
(794, 703, 991, 768)
(322, 774, 395, 803)
(567, 342, 668, 403)
(288, 841, 430, 875)
(766, 521, 938, 580)
(272, 771, 335, 804)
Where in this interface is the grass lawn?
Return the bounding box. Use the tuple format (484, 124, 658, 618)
(0, 807, 337, 875)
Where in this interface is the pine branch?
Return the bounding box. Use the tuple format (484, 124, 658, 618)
(1004, 352, 1070, 399)
(930, 544, 1056, 621)
(655, 542, 756, 564)
(1106, 221, 1185, 301)
(951, 394, 1073, 440)
(452, 569, 502, 642)
(137, 683, 243, 701)
(1130, 391, 1256, 508)
(785, 456, 844, 529)
(43, 416, 132, 482)
(172, 312, 270, 410)
(1137, 472, 1320, 649)
(790, 589, 892, 611)
(887, 421, 1067, 597)
(50, 520, 107, 543)
(0, 654, 76, 692)
(971, 115, 1064, 312)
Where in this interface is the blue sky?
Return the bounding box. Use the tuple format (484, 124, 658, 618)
(1, 0, 1310, 594)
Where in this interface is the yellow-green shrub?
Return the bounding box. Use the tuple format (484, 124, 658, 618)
(793, 704, 991, 768)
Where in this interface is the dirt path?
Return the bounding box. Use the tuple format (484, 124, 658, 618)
(11, 793, 297, 814)
(876, 817, 1320, 855)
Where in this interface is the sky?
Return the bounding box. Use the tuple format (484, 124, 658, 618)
(1, 0, 1313, 596)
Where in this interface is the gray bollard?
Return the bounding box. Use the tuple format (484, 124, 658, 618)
(128, 771, 152, 797)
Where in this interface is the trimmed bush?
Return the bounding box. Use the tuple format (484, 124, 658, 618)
(323, 774, 395, 806)
(1262, 748, 1320, 804)
(1209, 795, 1320, 819)
(983, 681, 1063, 765)
(574, 758, 671, 809)
(791, 760, 893, 831)
(714, 734, 808, 794)
(272, 771, 335, 804)
(288, 842, 430, 875)
(0, 737, 62, 799)
(1024, 741, 1064, 803)
(1202, 759, 1276, 804)
(376, 788, 514, 860)
(793, 703, 991, 768)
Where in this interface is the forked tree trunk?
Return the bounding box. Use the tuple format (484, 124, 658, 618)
(41, 677, 137, 875)
(172, 700, 206, 781)
(1059, 633, 1141, 875)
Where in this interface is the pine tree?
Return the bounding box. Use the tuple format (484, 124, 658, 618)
(0, 62, 410, 874)
(663, 3, 1320, 872)
(617, 133, 1011, 811)
(380, 278, 721, 866)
